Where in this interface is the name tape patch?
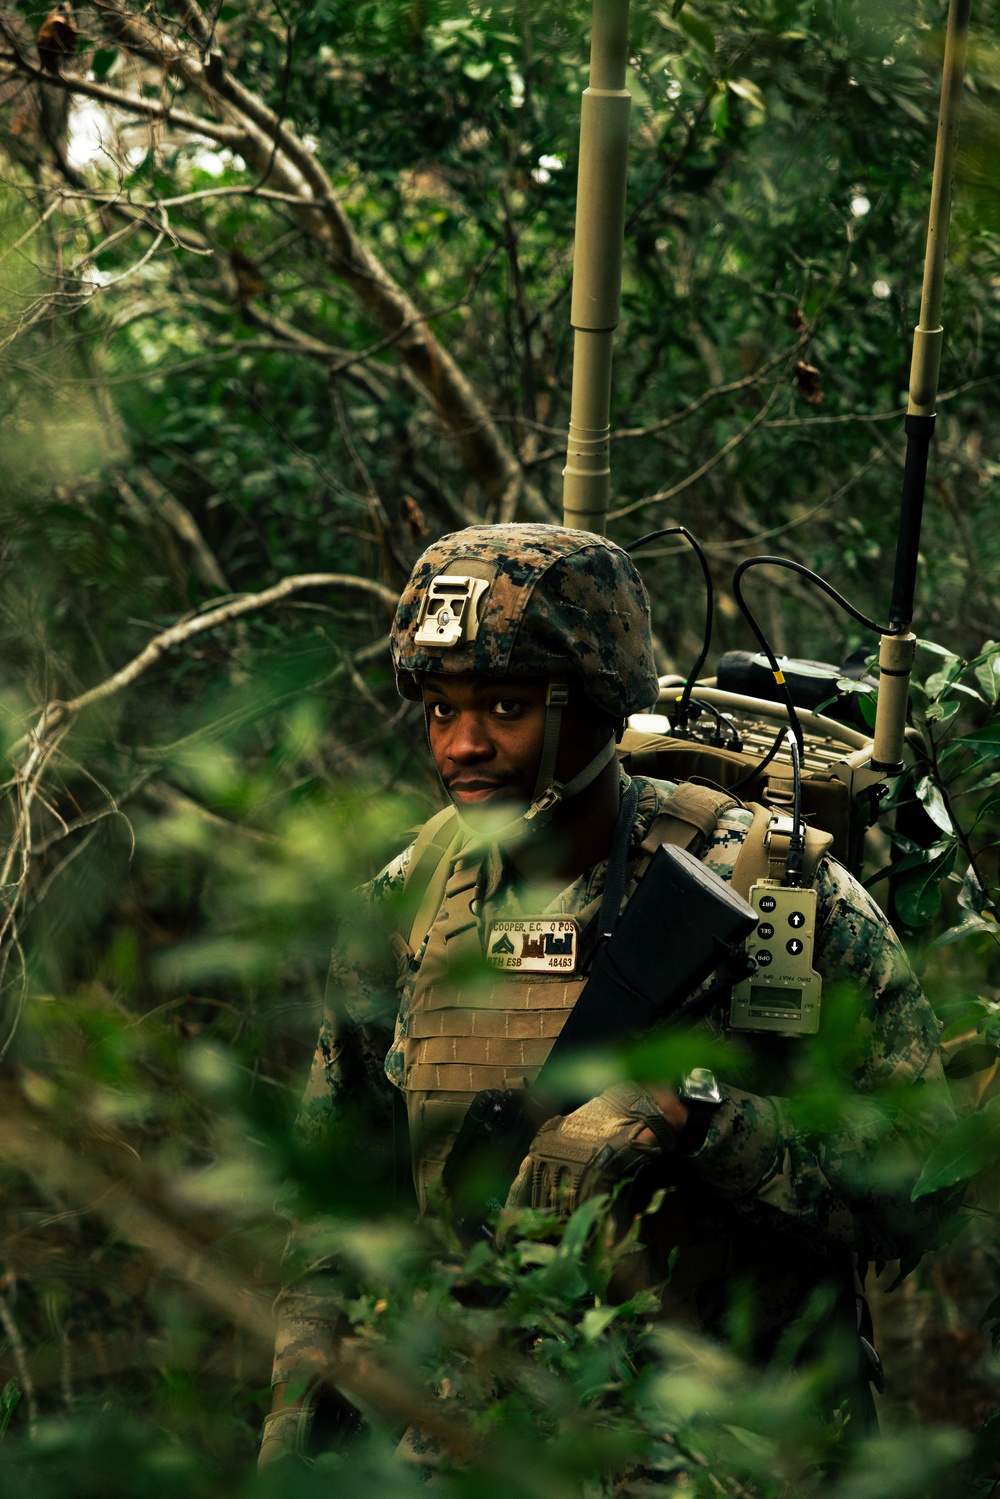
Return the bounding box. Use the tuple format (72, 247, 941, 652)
(486, 918, 579, 973)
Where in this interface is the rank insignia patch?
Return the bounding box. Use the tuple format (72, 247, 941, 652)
(486, 919, 579, 972)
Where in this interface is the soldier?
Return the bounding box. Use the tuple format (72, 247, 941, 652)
(260, 523, 952, 1465)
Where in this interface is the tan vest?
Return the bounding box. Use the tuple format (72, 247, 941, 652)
(401, 853, 592, 1210)
(397, 781, 764, 1211)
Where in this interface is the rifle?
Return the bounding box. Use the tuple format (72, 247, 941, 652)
(440, 843, 756, 1239)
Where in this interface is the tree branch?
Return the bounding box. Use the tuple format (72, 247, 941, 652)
(610, 328, 811, 441)
(608, 382, 784, 521)
(117, 468, 230, 594)
(32, 573, 396, 736)
(0, 1100, 473, 1455)
(0, 57, 243, 148)
(44, 4, 550, 522)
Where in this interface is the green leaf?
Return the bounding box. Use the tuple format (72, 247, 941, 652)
(965, 770, 1000, 795)
(463, 60, 493, 81)
(92, 48, 117, 80)
(924, 657, 962, 697)
(962, 749, 1000, 775)
(895, 93, 928, 124)
(858, 691, 877, 728)
(924, 700, 960, 724)
(708, 90, 729, 134)
(930, 912, 1000, 948)
(728, 76, 765, 111)
(914, 775, 953, 834)
(893, 869, 941, 923)
(958, 865, 990, 914)
(677, 8, 715, 53)
(0, 1380, 19, 1441)
(885, 840, 951, 878)
(912, 1095, 1000, 1199)
(956, 722, 1000, 749)
(893, 844, 956, 926)
(918, 638, 959, 658)
(943, 1042, 999, 1078)
(972, 643, 1000, 701)
(974, 788, 1000, 826)
(559, 1194, 609, 1260)
(581, 1304, 621, 1342)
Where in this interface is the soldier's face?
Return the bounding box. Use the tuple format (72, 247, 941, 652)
(423, 673, 607, 809)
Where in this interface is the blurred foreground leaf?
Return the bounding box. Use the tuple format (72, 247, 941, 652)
(912, 1096, 1000, 1199)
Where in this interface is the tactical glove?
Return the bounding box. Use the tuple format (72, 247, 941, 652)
(505, 1082, 677, 1215)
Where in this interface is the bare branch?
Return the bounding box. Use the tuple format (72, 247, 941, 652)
(611, 329, 811, 442)
(765, 407, 906, 430)
(326, 248, 500, 378)
(0, 1289, 38, 1435)
(699, 436, 893, 553)
(0, 197, 62, 269)
(0, 59, 243, 149)
(56, 182, 322, 211)
(117, 469, 230, 594)
(39, 573, 396, 729)
(608, 383, 784, 521)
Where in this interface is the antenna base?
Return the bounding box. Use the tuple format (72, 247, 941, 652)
(869, 758, 905, 777)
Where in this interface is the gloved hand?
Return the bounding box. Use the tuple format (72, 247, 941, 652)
(258, 1402, 314, 1469)
(505, 1082, 678, 1214)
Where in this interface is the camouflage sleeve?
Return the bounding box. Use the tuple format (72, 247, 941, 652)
(690, 857, 954, 1261)
(271, 852, 411, 1389)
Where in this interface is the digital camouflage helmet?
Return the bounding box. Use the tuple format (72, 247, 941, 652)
(391, 524, 659, 835)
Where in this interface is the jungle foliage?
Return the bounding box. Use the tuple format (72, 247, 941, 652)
(1, 0, 1000, 1493)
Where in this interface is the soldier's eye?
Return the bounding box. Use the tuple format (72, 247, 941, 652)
(428, 701, 454, 720)
(493, 698, 522, 717)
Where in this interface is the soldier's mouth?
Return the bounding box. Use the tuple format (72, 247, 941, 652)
(447, 778, 518, 803)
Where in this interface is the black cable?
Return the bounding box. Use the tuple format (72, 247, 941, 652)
(731, 563, 804, 754)
(785, 729, 805, 888)
(731, 557, 887, 758)
(623, 527, 713, 732)
(733, 555, 887, 635)
(689, 696, 741, 750)
(596, 780, 640, 941)
(688, 694, 723, 732)
(728, 727, 785, 798)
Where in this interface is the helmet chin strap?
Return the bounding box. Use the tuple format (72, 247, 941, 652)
(451, 680, 619, 848)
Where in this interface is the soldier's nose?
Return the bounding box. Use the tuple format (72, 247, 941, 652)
(447, 713, 495, 760)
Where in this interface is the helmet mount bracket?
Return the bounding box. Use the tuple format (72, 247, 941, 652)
(414, 574, 490, 651)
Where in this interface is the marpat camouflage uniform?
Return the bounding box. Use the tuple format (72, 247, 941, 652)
(272, 771, 952, 1388)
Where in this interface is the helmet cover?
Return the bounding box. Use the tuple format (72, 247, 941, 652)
(390, 524, 658, 719)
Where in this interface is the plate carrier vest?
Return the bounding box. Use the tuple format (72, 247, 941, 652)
(392, 776, 832, 1212)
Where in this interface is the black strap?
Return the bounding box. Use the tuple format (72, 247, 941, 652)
(596, 780, 639, 941)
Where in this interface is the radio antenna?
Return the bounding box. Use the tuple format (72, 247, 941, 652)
(561, 0, 632, 535)
(871, 0, 972, 774)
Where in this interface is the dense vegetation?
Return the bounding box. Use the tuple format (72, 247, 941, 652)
(1, 0, 1000, 1493)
